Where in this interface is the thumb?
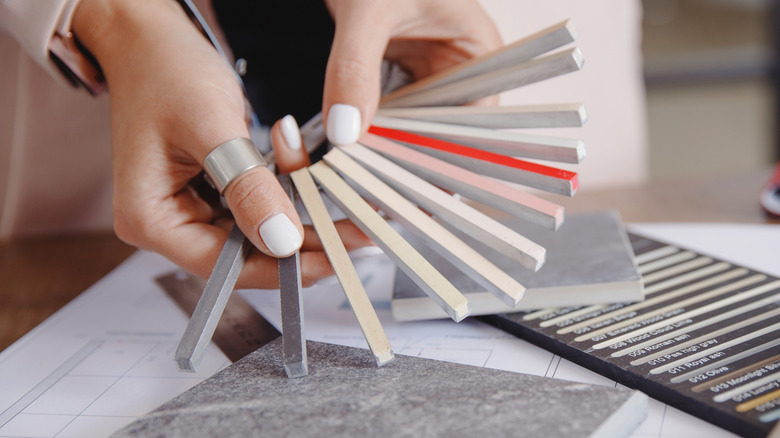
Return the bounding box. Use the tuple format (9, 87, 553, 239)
(217, 140, 304, 258)
(323, 3, 392, 145)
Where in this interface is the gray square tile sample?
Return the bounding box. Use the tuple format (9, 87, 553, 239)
(114, 340, 647, 437)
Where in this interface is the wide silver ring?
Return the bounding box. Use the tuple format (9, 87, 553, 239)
(203, 137, 266, 194)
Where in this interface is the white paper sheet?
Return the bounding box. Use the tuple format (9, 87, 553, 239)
(0, 223, 776, 437)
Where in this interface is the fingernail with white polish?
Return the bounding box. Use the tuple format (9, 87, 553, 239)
(280, 114, 301, 151)
(258, 213, 303, 256)
(327, 104, 361, 145)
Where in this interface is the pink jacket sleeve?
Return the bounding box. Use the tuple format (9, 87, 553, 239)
(0, 0, 78, 80)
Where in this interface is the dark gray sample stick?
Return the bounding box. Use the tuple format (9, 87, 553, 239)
(277, 174, 307, 378)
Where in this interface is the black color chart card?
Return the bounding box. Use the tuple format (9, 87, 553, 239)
(483, 233, 780, 438)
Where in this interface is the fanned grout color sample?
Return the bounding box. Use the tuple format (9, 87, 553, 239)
(375, 103, 587, 129)
(370, 126, 578, 196)
(290, 168, 394, 366)
(306, 162, 470, 322)
(323, 147, 525, 307)
(382, 20, 577, 104)
(360, 133, 563, 230)
(372, 116, 585, 164)
(277, 174, 307, 378)
(380, 47, 584, 108)
(340, 143, 545, 271)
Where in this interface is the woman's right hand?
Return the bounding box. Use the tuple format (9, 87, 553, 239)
(72, 0, 371, 288)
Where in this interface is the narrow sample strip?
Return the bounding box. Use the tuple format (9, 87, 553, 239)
(638, 251, 696, 275)
(371, 116, 585, 164)
(691, 353, 780, 393)
(323, 147, 525, 307)
(360, 133, 563, 230)
(591, 282, 780, 349)
(306, 162, 471, 322)
(370, 126, 578, 196)
(631, 307, 780, 366)
(736, 388, 780, 413)
(711, 369, 780, 403)
(633, 245, 679, 265)
(539, 261, 730, 330)
(561, 270, 754, 336)
(340, 142, 545, 271)
(290, 168, 394, 366)
(613, 290, 779, 359)
(669, 338, 780, 384)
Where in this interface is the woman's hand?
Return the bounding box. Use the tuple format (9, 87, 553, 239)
(322, 0, 502, 145)
(72, 0, 370, 288)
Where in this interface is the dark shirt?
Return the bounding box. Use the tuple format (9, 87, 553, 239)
(213, 0, 335, 127)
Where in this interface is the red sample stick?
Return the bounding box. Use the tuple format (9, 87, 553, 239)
(369, 126, 578, 196)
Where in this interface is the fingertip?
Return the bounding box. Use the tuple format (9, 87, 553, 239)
(271, 115, 310, 174)
(280, 115, 302, 151)
(258, 212, 304, 257)
(326, 103, 362, 145)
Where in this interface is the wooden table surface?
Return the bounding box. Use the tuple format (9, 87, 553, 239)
(1, 169, 778, 352)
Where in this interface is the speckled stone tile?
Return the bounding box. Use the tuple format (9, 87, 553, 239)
(113, 340, 647, 437)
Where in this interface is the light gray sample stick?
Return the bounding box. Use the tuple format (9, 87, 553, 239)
(380, 47, 584, 108)
(381, 20, 577, 104)
(175, 224, 249, 372)
(375, 103, 587, 129)
(277, 174, 307, 378)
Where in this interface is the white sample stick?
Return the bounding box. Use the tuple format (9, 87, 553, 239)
(380, 47, 584, 108)
(323, 147, 525, 307)
(360, 133, 564, 230)
(371, 116, 585, 164)
(290, 168, 394, 366)
(340, 143, 545, 272)
(375, 103, 587, 129)
(382, 20, 577, 104)
(306, 161, 471, 322)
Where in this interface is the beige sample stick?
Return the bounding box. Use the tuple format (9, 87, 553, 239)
(340, 143, 545, 272)
(289, 168, 394, 366)
(382, 20, 577, 104)
(372, 116, 585, 164)
(323, 147, 525, 307)
(380, 47, 583, 108)
(376, 103, 587, 129)
(360, 133, 563, 230)
(306, 161, 471, 322)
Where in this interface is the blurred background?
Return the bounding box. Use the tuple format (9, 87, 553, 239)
(482, 0, 779, 192)
(642, 0, 778, 181)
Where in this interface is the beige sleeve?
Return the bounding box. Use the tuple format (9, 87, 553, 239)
(0, 0, 79, 80)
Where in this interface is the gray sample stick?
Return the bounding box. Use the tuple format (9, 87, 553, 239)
(277, 174, 307, 378)
(381, 20, 578, 104)
(175, 224, 249, 372)
(380, 47, 584, 108)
